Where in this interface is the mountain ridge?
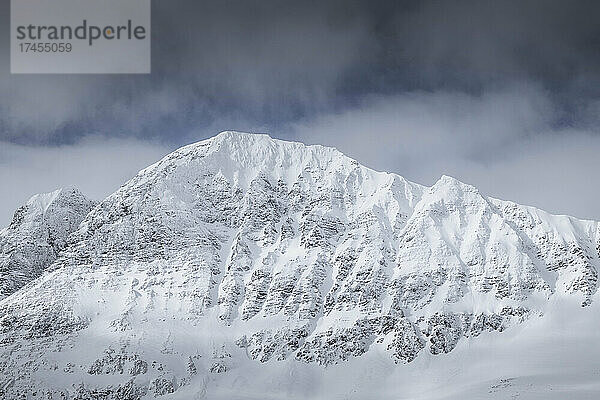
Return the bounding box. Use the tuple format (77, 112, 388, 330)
(0, 131, 598, 399)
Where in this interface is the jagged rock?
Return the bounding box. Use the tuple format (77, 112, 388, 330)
(388, 317, 425, 363)
(209, 361, 228, 374)
(73, 379, 147, 400)
(149, 377, 176, 396)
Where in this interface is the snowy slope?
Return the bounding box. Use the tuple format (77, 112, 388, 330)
(0, 132, 598, 399)
(0, 187, 95, 300)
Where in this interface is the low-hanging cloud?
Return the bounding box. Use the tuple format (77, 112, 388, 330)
(0, 0, 599, 223)
(0, 137, 171, 226)
(292, 84, 600, 220)
(1, 84, 598, 226)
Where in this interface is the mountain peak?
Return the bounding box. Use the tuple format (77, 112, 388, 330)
(181, 131, 344, 160)
(0, 187, 95, 299)
(24, 186, 85, 216)
(0, 134, 599, 399)
(434, 174, 477, 189)
(133, 132, 361, 196)
(214, 130, 272, 141)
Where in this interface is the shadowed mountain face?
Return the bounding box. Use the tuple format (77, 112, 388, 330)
(0, 132, 599, 399)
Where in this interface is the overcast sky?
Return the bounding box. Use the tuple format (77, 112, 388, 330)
(1, 0, 600, 226)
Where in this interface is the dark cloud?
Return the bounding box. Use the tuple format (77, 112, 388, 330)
(391, 1, 600, 85)
(1, 0, 600, 222)
(1, 0, 599, 144)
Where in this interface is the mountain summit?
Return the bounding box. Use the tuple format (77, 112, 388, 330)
(0, 132, 599, 399)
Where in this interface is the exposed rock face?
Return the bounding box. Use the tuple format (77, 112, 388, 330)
(0, 132, 598, 398)
(0, 187, 95, 299)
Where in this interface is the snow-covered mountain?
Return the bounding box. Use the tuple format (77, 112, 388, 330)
(0, 187, 95, 300)
(0, 131, 599, 399)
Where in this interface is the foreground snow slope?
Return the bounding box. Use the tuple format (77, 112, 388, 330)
(0, 132, 598, 399)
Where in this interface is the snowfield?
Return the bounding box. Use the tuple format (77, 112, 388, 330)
(0, 131, 598, 399)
